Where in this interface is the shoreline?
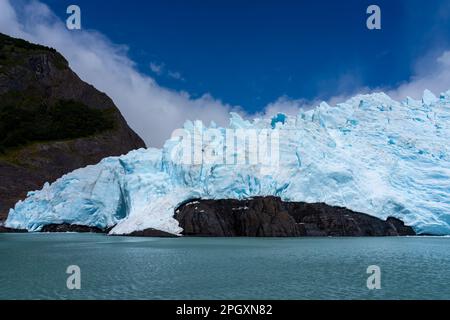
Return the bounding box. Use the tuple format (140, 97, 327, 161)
(2, 231, 449, 238)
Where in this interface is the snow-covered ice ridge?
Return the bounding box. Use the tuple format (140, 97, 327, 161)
(6, 90, 450, 235)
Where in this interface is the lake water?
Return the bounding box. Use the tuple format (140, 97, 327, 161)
(0, 234, 449, 300)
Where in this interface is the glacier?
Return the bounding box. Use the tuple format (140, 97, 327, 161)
(5, 90, 450, 235)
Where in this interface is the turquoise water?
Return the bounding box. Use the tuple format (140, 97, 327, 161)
(0, 234, 449, 300)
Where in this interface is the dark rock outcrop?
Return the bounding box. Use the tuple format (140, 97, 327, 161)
(175, 196, 416, 237)
(1, 197, 416, 237)
(385, 217, 416, 236)
(1, 224, 177, 237)
(12, 223, 177, 237)
(116, 228, 178, 238)
(0, 33, 145, 221)
(0, 225, 27, 233)
(40, 224, 107, 233)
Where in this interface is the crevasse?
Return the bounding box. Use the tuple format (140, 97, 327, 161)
(5, 90, 450, 235)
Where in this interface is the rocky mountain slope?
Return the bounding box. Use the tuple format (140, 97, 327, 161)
(0, 33, 145, 221)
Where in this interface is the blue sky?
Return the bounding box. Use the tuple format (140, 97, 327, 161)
(2, 0, 450, 145)
(41, 0, 450, 113)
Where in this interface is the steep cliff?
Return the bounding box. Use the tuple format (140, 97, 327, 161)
(175, 197, 416, 237)
(0, 33, 145, 221)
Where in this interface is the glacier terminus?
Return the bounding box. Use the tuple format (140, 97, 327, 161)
(5, 90, 450, 235)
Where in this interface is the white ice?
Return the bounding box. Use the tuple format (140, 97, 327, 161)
(6, 90, 450, 235)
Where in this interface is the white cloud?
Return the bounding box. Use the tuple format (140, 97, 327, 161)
(387, 50, 450, 100)
(0, 0, 242, 147)
(261, 96, 320, 117)
(168, 70, 184, 81)
(261, 49, 450, 118)
(149, 62, 164, 75)
(150, 61, 184, 81)
(1, 0, 449, 148)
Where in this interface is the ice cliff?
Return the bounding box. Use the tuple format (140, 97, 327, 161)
(5, 90, 450, 235)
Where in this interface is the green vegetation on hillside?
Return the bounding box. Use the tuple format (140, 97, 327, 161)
(0, 33, 67, 69)
(0, 99, 116, 154)
(0, 34, 117, 154)
(0, 33, 57, 52)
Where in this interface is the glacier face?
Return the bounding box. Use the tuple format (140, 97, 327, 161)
(5, 90, 450, 235)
